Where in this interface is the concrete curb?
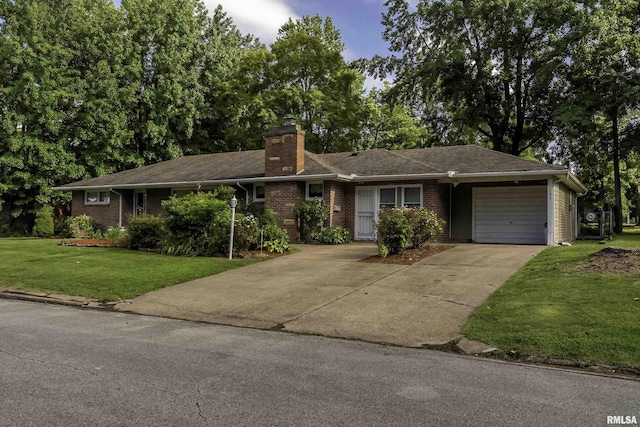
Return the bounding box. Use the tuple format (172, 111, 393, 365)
(0, 289, 120, 310)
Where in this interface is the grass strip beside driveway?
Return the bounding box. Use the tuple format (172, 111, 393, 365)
(463, 233, 640, 369)
(1, 238, 262, 301)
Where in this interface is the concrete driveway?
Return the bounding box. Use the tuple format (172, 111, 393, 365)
(118, 243, 544, 347)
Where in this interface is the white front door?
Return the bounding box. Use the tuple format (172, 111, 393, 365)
(355, 188, 376, 240)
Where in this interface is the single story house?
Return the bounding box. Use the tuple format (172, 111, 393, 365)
(54, 122, 586, 245)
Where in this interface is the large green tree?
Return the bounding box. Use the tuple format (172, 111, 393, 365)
(374, 0, 576, 156)
(0, 0, 124, 224)
(555, 0, 640, 233)
(268, 15, 367, 153)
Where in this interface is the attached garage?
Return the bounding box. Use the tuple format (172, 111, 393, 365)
(472, 186, 547, 245)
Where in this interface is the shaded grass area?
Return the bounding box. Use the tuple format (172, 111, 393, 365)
(0, 238, 264, 301)
(463, 233, 640, 368)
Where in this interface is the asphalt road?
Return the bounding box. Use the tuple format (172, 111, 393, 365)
(0, 300, 638, 426)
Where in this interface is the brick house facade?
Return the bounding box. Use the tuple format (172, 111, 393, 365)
(56, 122, 586, 245)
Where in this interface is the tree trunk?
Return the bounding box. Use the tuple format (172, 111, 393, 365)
(612, 111, 623, 234)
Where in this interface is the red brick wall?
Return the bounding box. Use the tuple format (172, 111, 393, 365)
(341, 180, 450, 241)
(71, 190, 133, 228)
(264, 181, 305, 241)
(146, 188, 171, 216)
(264, 125, 305, 177)
(71, 188, 171, 228)
(324, 181, 347, 228)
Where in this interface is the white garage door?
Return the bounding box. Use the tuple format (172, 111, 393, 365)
(473, 186, 547, 244)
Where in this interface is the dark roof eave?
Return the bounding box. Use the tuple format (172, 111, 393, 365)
(52, 173, 352, 191)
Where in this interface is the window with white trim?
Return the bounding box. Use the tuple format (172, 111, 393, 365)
(379, 187, 396, 209)
(403, 186, 422, 208)
(85, 190, 110, 205)
(377, 186, 422, 209)
(306, 182, 324, 200)
(254, 184, 265, 201)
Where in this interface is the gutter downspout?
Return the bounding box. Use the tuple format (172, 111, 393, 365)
(236, 182, 249, 206)
(109, 188, 123, 228)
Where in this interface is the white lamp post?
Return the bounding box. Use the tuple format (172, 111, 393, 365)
(228, 195, 238, 260)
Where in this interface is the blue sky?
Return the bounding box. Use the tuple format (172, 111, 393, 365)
(113, 0, 395, 77)
(112, 0, 392, 60)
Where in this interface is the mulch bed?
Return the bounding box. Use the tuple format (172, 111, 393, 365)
(59, 239, 127, 248)
(574, 247, 640, 275)
(359, 245, 453, 265)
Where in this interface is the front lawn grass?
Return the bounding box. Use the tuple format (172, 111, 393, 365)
(463, 232, 640, 369)
(0, 238, 265, 301)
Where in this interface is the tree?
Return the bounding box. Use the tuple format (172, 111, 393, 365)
(268, 15, 367, 153)
(556, 0, 640, 233)
(373, 0, 576, 156)
(120, 0, 208, 163)
(359, 87, 430, 150)
(0, 0, 86, 225)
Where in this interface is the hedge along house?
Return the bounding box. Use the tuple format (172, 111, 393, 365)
(54, 121, 586, 245)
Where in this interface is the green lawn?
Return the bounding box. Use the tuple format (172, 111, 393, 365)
(463, 231, 640, 369)
(0, 238, 265, 301)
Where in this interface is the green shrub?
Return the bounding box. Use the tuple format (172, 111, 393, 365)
(263, 239, 289, 253)
(105, 227, 129, 247)
(161, 188, 261, 256)
(311, 226, 351, 245)
(376, 208, 413, 255)
(261, 223, 290, 253)
(54, 217, 72, 238)
(32, 206, 54, 237)
(68, 215, 104, 239)
(127, 214, 166, 250)
(260, 208, 277, 227)
(404, 207, 446, 248)
(295, 200, 328, 243)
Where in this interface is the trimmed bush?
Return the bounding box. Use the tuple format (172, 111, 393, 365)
(404, 207, 446, 248)
(376, 208, 413, 255)
(376, 207, 446, 256)
(127, 214, 166, 250)
(32, 207, 54, 237)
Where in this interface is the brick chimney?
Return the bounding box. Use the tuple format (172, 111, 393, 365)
(264, 117, 305, 177)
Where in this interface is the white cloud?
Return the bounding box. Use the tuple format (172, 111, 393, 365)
(206, 0, 299, 45)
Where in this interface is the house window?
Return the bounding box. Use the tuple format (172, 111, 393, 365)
(254, 184, 265, 202)
(403, 186, 422, 208)
(379, 187, 397, 209)
(85, 190, 110, 205)
(306, 182, 324, 200)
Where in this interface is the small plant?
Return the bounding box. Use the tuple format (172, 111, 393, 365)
(378, 243, 389, 258)
(261, 223, 290, 253)
(105, 227, 129, 247)
(263, 239, 289, 253)
(68, 214, 104, 239)
(311, 226, 351, 244)
(127, 214, 166, 250)
(32, 206, 54, 237)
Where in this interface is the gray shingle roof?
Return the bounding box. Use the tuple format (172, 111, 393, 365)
(56, 144, 567, 189)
